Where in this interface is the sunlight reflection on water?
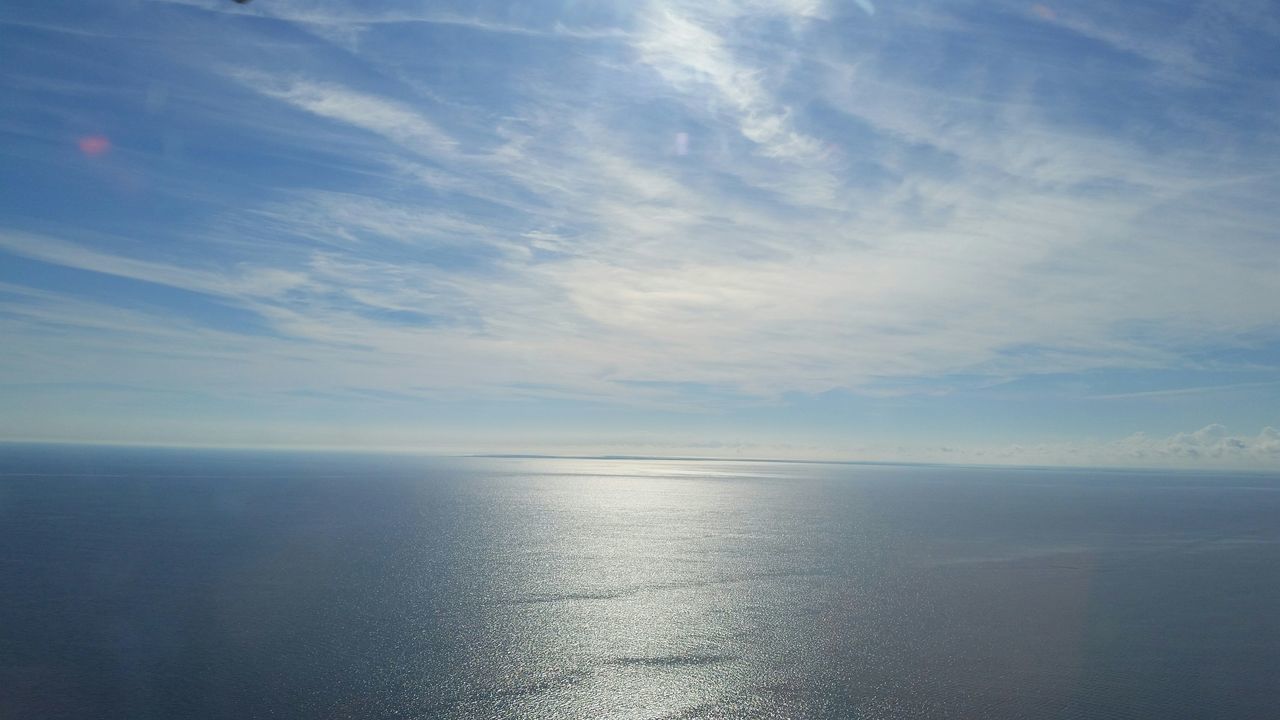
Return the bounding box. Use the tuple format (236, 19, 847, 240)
(3, 452, 1279, 719)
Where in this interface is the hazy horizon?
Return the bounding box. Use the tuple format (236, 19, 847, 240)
(5, 437, 1280, 474)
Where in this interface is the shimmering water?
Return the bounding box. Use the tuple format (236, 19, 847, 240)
(2, 445, 1279, 719)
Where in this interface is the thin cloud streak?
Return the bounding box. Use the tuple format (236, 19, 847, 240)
(1087, 381, 1280, 400)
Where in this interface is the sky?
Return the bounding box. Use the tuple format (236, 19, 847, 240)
(1, 0, 1278, 468)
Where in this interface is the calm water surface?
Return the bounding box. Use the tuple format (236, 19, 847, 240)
(2, 445, 1279, 719)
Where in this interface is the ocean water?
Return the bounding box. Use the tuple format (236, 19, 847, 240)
(2, 446, 1279, 719)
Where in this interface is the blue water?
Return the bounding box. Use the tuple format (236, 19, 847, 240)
(2, 445, 1279, 719)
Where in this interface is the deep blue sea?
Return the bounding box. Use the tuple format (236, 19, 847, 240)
(2, 445, 1279, 719)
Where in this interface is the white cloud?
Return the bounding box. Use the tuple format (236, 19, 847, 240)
(1106, 425, 1280, 465)
(145, 0, 631, 38)
(229, 70, 459, 159)
(1043, 426, 1278, 468)
(634, 3, 827, 164)
(826, 425, 1280, 470)
(0, 231, 308, 300)
(2, 0, 1278, 454)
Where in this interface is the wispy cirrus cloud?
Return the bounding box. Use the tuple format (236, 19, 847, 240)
(1, 0, 1278, 459)
(635, 6, 820, 160)
(136, 0, 632, 54)
(229, 71, 461, 158)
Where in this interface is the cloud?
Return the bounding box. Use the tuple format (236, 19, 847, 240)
(852, 425, 1280, 470)
(1107, 425, 1280, 465)
(229, 71, 459, 158)
(0, 231, 308, 300)
(633, 3, 827, 164)
(151, 0, 631, 38)
(1, 0, 1278, 454)
(1087, 381, 1280, 400)
(1020, 8, 1208, 82)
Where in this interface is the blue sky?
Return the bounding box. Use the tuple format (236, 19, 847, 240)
(1, 0, 1278, 467)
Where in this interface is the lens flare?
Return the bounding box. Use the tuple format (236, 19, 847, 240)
(78, 135, 112, 156)
(1033, 4, 1057, 21)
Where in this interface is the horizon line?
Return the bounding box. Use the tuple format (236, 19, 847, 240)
(0, 439, 1276, 476)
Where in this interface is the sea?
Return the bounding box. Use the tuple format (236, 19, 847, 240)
(2, 444, 1278, 719)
